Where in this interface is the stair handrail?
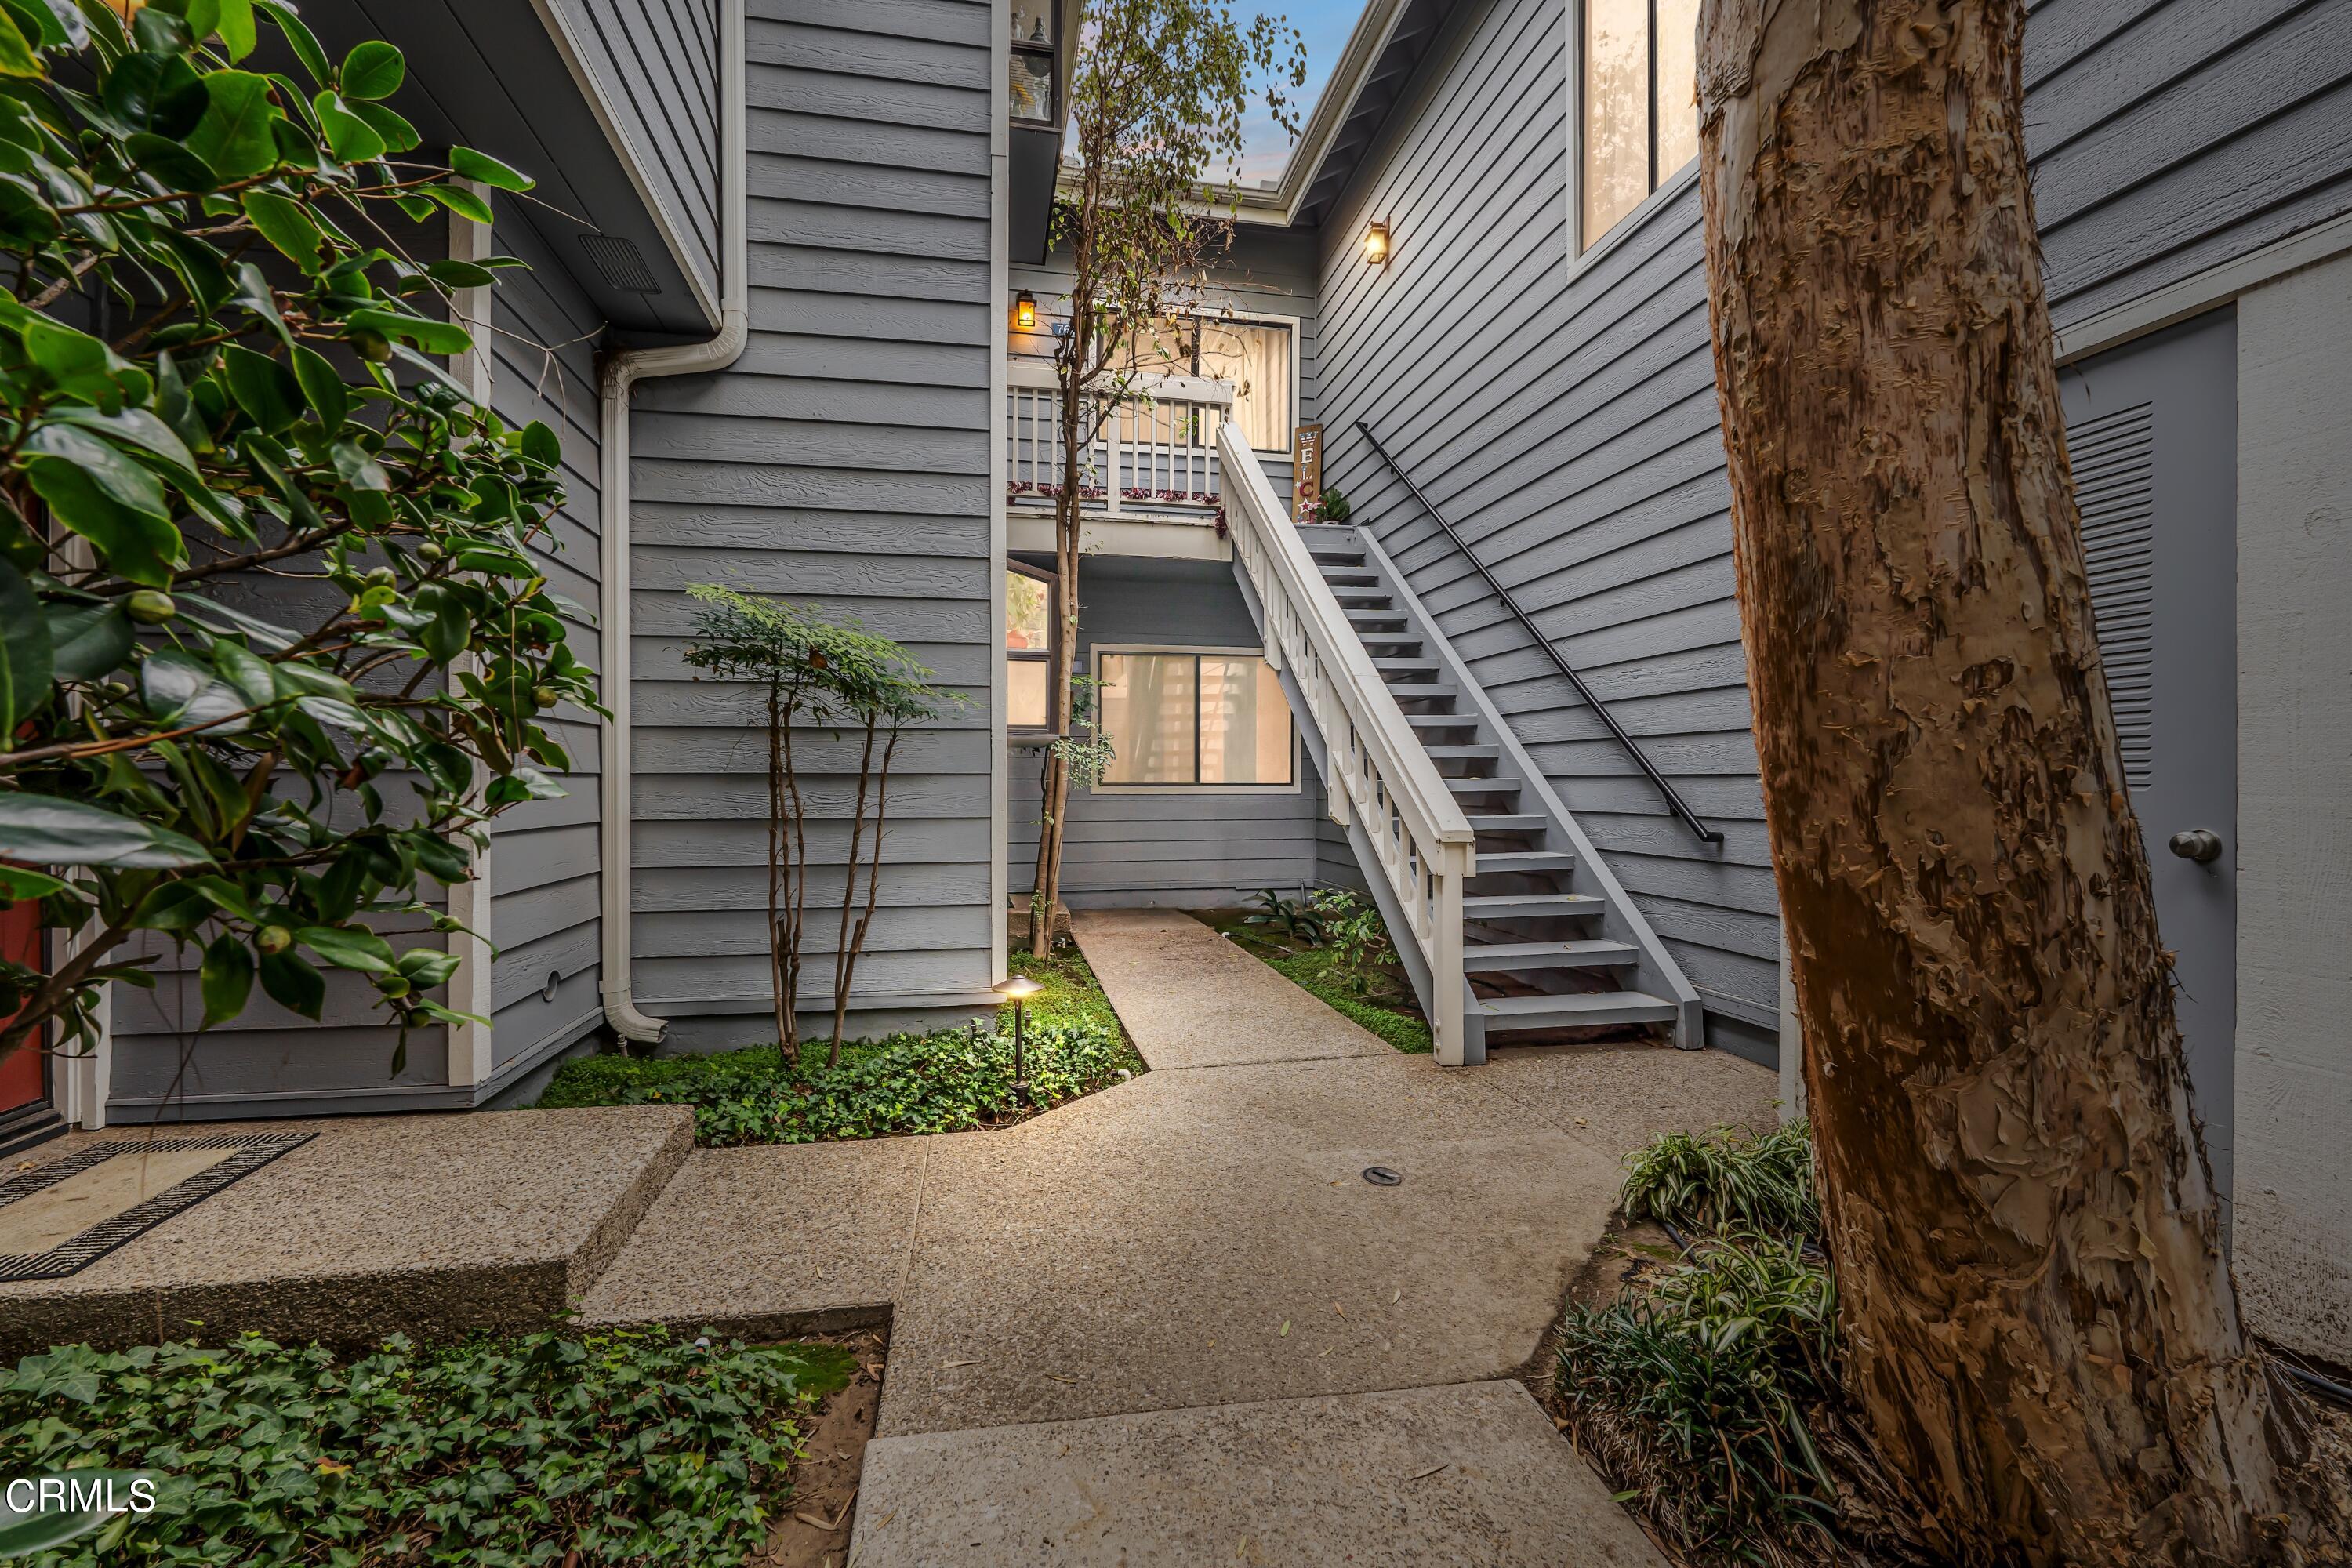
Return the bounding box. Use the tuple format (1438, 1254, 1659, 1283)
(1354, 422, 1723, 845)
(1218, 423, 1479, 1065)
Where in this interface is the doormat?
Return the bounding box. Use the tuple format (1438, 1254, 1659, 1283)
(0, 1132, 314, 1283)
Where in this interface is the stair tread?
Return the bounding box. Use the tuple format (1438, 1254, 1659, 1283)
(1421, 744, 1499, 759)
(1472, 850, 1576, 872)
(1445, 776, 1519, 792)
(1370, 658, 1442, 670)
(1465, 892, 1602, 912)
(1346, 610, 1408, 622)
(1463, 939, 1639, 971)
(1406, 712, 1473, 724)
(1466, 813, 1546, 831)
(1479, 991, 1679, 1026)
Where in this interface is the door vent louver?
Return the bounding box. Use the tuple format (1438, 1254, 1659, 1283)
(2071, 400, 2157, 789)
(578, 233, 662, 296)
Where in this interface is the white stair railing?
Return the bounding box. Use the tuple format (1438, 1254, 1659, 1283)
(1218, 423, 1480, 1064)
(1007, 361, 1234, 514)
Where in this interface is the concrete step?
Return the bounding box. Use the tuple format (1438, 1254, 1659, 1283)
(1462, 938, 1639, 972)
(1478, 991, 1681, 1031)
(1470, 850, 1577, 875)
(1464, 893, 1603, 919)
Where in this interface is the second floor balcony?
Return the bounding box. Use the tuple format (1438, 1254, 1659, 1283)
(1007, 361, 1241, 556)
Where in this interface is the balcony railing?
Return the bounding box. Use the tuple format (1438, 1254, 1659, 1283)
(1007, 360, 1237, 516)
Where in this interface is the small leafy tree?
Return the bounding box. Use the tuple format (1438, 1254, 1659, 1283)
(0, 2, 593, 1076)
(1028, 0, 1305, 956)
(684, 586, 958, 1064)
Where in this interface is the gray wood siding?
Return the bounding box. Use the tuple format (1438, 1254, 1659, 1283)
(1309, 0, 2347, 1058)
(488, 212, 612, 1072)
(629, 0, 999, 1036)
(1012, 224, 1320, 496)
(2026, 0, 2352, 332)
(554, 0, 724, 307)
(1006, 558, 1328, 907)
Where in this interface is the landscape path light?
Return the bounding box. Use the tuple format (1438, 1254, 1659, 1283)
(995, 973, 1045, 1107)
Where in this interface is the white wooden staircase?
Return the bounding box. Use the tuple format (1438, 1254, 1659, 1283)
(1218, 426, 1701, 1064)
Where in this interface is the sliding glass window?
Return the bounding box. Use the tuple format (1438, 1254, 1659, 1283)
(1098, 651, 1294, 788)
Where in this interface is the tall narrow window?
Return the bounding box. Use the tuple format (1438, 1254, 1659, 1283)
(1581, 0, 1700, 250)
(1007, 564, 1054, 732)
(1098, 652, 1294, 788)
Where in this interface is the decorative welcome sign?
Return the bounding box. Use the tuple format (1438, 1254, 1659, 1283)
(1292, 423, 1323, 524)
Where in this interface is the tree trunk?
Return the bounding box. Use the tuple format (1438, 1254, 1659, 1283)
(1694, 2, 2322, 1563)
(1029, 384, 1088, 958)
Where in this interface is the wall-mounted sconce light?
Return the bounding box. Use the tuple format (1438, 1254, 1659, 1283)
(1014, 290, 1038, 330)
(1363, 220, 1390, 266)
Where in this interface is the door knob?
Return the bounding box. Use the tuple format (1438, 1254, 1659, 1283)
(2168, 829, 2223, 865)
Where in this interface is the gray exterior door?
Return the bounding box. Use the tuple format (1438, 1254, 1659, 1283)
(2060, 309, 2238, 1211)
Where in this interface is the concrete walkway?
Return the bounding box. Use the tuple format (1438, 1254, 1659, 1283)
(583, 906, 1777, 1564)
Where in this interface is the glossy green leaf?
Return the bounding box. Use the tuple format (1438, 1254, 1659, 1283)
(216, 0, 255, 58)
(449, 144, 532, 193)
(0, 862, 71, 902)
(297, 923, 395, 974)
(23, 424, 169, 518)
(257, 948, 324, 1017)
(185, 69, 278, 179)
(44, 601, 131, 681)
(425, 257, 494, 289)
(220, 343, 303, 432)
(0, 0, 65, 50)
(521, 419, 560, 466)
(201, 931, 253, 1025)
(310, 89, 383, 162)
(24, 459, 183, 586)
(289, 343, 347, 428)
(241, 188, 325, 263)
(342, 305, 468, 356)
(418, 180, 492, 223)
(0, 7, 41, 80)
(338, 38, 402, 100)
(0, 557, 50, 743)
(0, 793, 208, 868)
(349, 98, 417, 152)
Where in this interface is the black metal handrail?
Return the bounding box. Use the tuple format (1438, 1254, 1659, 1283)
(1353, 420, 1723, 846)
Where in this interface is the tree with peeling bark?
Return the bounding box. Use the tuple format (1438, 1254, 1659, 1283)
(1028, 0, 1305, 957)
(1693, 2, 2343, 1563)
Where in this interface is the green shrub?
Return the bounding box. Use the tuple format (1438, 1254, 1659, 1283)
(0, 1328, 853, 1566)
(539, 1019, 1138, 1146)
(1621, 1119, 1819, 1239)
(1555, 1232, 1840, 1557)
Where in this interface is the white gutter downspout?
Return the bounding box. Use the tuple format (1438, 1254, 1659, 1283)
(598, 0, 749, 1045)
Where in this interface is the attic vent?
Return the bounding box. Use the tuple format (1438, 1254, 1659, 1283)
(578, 233, 662, 295)
(2071, 400, 2157, 789)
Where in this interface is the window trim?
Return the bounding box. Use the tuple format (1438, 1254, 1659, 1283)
(1085, 641, 1303, 796)
(1568, 0, 1702, 260)
(1143, 310, 1304, 457)
(1006, 559, 1058, 736)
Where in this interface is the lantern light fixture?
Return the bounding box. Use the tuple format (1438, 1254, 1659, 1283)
(1014, 290, 1038, 330)
(1363, 220, 1390, 267)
